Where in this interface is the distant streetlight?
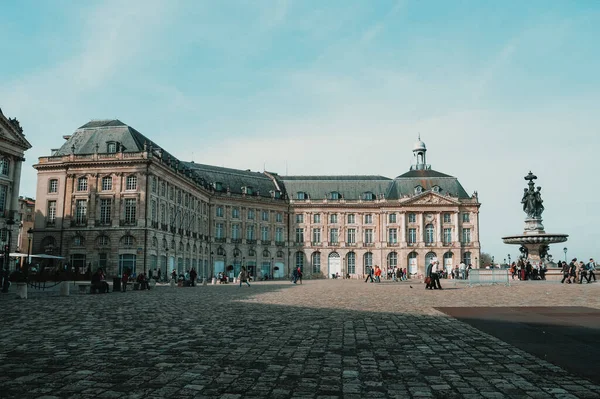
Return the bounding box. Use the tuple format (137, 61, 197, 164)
(508, 254, 511, 265)
(563, 247, 568, 262)
(27, 228, 34, 267)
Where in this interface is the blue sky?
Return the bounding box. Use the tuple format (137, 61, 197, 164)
(1, 0, 599, 262)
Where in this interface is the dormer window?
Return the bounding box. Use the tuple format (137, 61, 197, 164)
(362, 192, 376, 201)
(414, 185, 423, 195)
(329, 191, 341, 200)
(107, 141, 119, 153)
(432, 185, 440, 193)
(297, 192, 307, 200)
(242, 186, 254, 195)
(214, 182, 223, 191)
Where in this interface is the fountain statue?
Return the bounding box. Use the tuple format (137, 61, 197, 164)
(502, 172, 568, 265)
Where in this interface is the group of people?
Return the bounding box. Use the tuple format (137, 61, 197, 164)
(509, 260, 547, 280)
(561, 258, 596, 284)
(291, 267, 303, 284)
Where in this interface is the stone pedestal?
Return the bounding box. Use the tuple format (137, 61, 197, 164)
(524, 218, 545, 234)
(16, 282, 27, 299)
(60, 281, 70, 296)
(202, 278, 207, 286)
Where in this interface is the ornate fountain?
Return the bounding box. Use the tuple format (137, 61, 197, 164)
(502, 172, 568, 265)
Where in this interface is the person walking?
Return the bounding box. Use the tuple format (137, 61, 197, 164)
(431, 261, 442, 290)
(374, 265, 382, 283)
(190, 268, 197, 286)
(560, 261, 571, 284)
(587, 258, 597, 283)
(364, 266, 374, 283)
(296, 267, 303, 284)
(238, 266, 251, 287)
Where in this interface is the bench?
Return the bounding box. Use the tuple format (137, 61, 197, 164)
(76, 282, 92, 294)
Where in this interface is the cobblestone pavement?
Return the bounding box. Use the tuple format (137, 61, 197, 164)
(1, 279, 599, 399)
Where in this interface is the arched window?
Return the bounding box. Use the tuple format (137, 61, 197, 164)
(277, 250, 284, 258)
(262, 249, 270, 258)
(72, 235, 85, 246)
(425, 224, 434, 244)
(295, 251, 305, 271)
(425, 252, 437, 266)
(121, 235, 135, 247)
(388, 252, 398, 268)
(152, 237, 158, 247)
(186, 243, 191, 252)
(312, 252, 321, 273)
(408, 251, 418, 275)
(363, 252, 373, 273)
(217, 246, 225, 256)
(347, 252, 356, 274)
(162, 238, 168, 248)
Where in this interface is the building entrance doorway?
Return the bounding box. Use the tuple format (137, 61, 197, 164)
(328, 252, 341, 278)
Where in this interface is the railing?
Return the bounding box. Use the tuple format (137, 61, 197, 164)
(468, 269, 510, 286)
(261, 240, 271, 246)
(71, 219, 87, 227)
(95, 220, 111, 227)
(388, 242, 399, 247)
(119, 220, 137, 226)
(246, 239, 256, 245)
(232, 238, 242, 244)
(311, 242, 322, 246)
(275, 241, 285, 247)
(215, 237, 226, 243)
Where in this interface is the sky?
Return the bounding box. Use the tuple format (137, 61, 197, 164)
(1, 0, 599, 262)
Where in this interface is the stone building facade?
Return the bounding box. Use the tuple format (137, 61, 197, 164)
(33, 120, 480, 279)
(17, 196, 35, 253)
(0, 108, 32, 253)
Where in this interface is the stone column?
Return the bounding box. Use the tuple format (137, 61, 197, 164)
(400, 212, 406, 244)
(418, 212, 424, 243)
(437, 212, 442, 246)
(454, 211, 460, 243)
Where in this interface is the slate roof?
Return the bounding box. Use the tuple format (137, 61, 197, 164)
(183, 162, 282, 199)
(281, 176, 393, 201)
(54, 119, 160, 155)
(281, 169, 471, 200)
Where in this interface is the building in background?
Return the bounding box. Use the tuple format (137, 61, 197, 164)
(0, 108, 32, 253)
(33, 120, 480, 279)
(17, 196, 35, 253)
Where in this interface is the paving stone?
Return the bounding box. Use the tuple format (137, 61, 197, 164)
(1, 280, 599, 398)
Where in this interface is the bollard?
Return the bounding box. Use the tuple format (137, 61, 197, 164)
(16, 283, 27, 299)
(60, 281, 70, 296)
(203, 278, 207, 286)
(212, 277, 216, 285)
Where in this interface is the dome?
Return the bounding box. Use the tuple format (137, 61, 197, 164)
(413, 138, 426, 152)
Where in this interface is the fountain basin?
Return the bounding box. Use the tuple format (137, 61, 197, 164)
(502, 234, 568, 245)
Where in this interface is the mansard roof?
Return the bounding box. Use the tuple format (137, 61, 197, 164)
(280, 176, 392, 201)
(54, 119, 159, 155)
(183, 162, 283, 199)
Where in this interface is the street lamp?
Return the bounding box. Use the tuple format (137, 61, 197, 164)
(165, 248, 169, 281)
(475, 257, 479, 268)
(491, 256, 495, 269)
(27, 228, 33, 269)
(563, 247, 567, 262)
(271, 257, 274, 280)
(508, 254, 511, 265)
(504, 258, 506, 267)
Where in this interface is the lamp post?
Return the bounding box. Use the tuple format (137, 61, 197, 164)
(165, 248, 169, 282)
(491, 256, 495, 269)
(27, 228, 33, 270)
(270, 257, 274, 280)
(475, 257, 479, 268)
(210, 251, 214, 280)
(508, 254, 511, 266)
(503, 258, 506, 267)
(563, 247, 567, 262)
(1, 215, 15, 292)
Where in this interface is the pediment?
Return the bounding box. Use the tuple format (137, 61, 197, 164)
(402, 192, 459, 206)
(0, 111, 32, 150)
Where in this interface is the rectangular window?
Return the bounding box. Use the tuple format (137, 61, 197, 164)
(462, 213, 470, 223)
(364, 214, 373, 224)
(75, 199, 87, 224)
(261, 226, 269, 241)
(216, 206, 223, 217)
(313, 213, 321, 223)
(232, 207, 240, 218)
(364, 229, 373, 244)
(261, 210, 269, 221)
(100, 199, 112, 225)
(124, 199, 136, 224)
(347, 254, 356, 274)
(232, 224, 240, 239)
(295, 214, 304, 223)
(276, 212, 283, 223)
(275, 227, 284, 242)
(246, 225, 255, 240)
(126, 175, 137, 190)
(388, 213, 396, 223)
(0, 185, 7, 213)
(443, 228, 452, 244)
(312, 228, 321, 243)
(347, 228, 356, 244)
(0, 159, 9, 176)
(248, 209, 255, 219)
(443, 213, 451, 223)
(216, 223, 224, 238)
(160, 204, 166, 224)
(49, 179, 58, 193)
(295, 228, 304, 243)
(388, 228, 398, 243)
(330, 214, 338, 224)
(47, 200, 57, 225)
(462, 228, 471, 243)
(408, 228, 417, 244)
(77, 177, 88, 191)
(151, 177, 157, 193)
(408, 213, 416, 223)
(347, 214, 355, 224)
(329, 228, 338, 244)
